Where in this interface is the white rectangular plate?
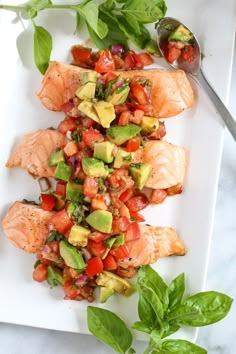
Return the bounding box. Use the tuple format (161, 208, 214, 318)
(0, 0, 235, 344)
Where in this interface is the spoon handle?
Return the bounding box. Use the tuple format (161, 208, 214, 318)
(194, 69, 236, 141)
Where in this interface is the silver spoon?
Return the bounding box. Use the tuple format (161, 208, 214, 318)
(156, 17, 236, 141)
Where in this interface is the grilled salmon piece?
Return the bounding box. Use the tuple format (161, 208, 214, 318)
(37, 61, 194, 118)
(118, 225, 186, 268)
(1, 201, 55, 253)
(134, 140, 187, 189)
(6, 129, 66, 177)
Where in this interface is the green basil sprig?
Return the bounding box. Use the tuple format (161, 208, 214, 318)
(0, 0, 166, 74)
(87, 265, 233, 353)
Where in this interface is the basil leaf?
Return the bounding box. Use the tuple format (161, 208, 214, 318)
(102, 0, 115, 11)
(118, 16, 150, 49)
(137, 285, 164, 325)
(88, 8, 128, 49)
(161, 339, 207, 353)
(78, 0, 108, 39)
(128, 348, 136, 354)
(138, 266, 169, 309)
(123, 13, 141, 35)
(138, 294, 157, 327)
(167, 291, 233, 326)
(33, 25, 52, 74)
(75, 11, 81, 33)
(121, 0, 167, 23)
(132, 321, 151, 334)
(87, 306, 132, 354)
(168, 273, 185, 310)
(161, 322, 180, 338)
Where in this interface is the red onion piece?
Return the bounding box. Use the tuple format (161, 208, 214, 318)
(75, 274, 88, 287)
(38, 177, 51, 192)
(111, 43, 125, 55)
(42, 245, 51, 253)
(81, 248, 92, 261)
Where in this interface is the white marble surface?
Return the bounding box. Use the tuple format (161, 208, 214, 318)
(0, 2, 236, 354)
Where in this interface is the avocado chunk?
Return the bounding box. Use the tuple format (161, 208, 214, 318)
(100, 286, 115, 303)
(80, 71, 98, 85)
(78, 101, 100, 123)
(129, 162, 152, 189)
(168, 24, 193, 42)
(93, 101, 116, 128)
(48, 148, 64, 166)
(104, 233, 125, 248)
(82, 157, 107, 177)
(107, 85, 130, 105)
(75, 82, 96, 100)
(96, 271, 135, 296)
(141, 116, 159, 133)
(47, 265, 63, 287)
(93, 141, 115, 163)
(66, 182, 83, 203)
(59, 240, 86, 269)
(113, 148, 132, 168)
(107, 124, 141, 146)
(86, 210, 113, 233)
(54, 161, 72, 182)
(68, 224, 90, 247)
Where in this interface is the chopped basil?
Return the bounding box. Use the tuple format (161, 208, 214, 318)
(46, 230, 64, 243)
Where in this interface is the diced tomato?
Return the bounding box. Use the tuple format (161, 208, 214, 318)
(87, 240, 107, 258)
(125, 222, 140, 242)
(116, 266, 136, 278)
(33, 263, 48, 282)
(63, 279, 80, 299)
(81, 117, 96, 129)
(126, 194, 148, 212)
(124, 51, 144, 70)
(181, 45, 194, 62)
(108, 169, 134, 190)
(91, 195, 108, 211)
(61, 100, 74, 113)
(51, 209, 73, 234)
(88, 232, 107, 243)
(131, 83, 150, 105)
(129, 211, 145, 222)
(63, 266, 82, 279)
(56, 181, 67, 197)
(71, 45, 92, 62)
(103, 254, 117, 270)
(126, 135, 140, 152)
(167, 47, 181, 64)
(58, 117, 77, 134)
(119, 188, 134, 203)
(83, 176, 98, 197)
(105, 71, 118, 83)
(119, 204, 130, 219)
(47, 240, 60, 255)
(115, 103, 129, 114)
(82, 129, 104, 149)
(110, 244, 129, 259)
(112, 216, 130, 233)
(41, 193, 56, 211)
(130, 109, 144, 125)
(86, 257, 104, 277)
(64, 141, 78, 157)
(95, 49, 115, 73)
(150, 189, 167, 204)
(118, 111, 132, 126)
(138, 52, 154, 66)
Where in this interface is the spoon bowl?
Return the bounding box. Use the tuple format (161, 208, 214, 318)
(156, 17, 236, 141)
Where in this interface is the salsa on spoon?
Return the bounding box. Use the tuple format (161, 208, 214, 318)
(156, 17, 236, 141)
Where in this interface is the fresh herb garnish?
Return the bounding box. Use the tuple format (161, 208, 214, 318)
(46, 230, 64, 243)
(0, 0, 167, 73)
(87, 266, 233, 353)
(71, 128, 82, 143)
(122, 153, 132, 162)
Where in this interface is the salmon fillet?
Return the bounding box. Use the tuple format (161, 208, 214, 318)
(1, 201, 55, 253)
(37, 61, 194, 118)
(6, 129, 66, 177)
(134, 140, 187, 189)
(118, 225, 186, 268)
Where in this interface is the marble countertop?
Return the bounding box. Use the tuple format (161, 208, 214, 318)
(0, 3, 236, 354)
